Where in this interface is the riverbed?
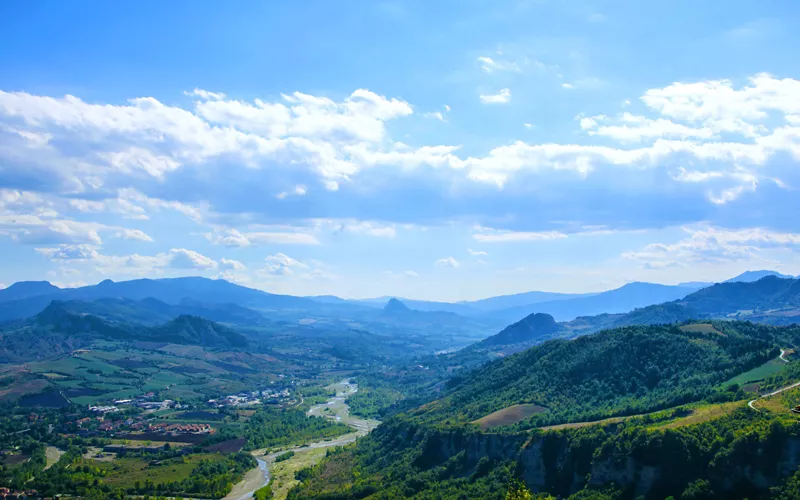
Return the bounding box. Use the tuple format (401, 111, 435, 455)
(224, 379, 380, 500)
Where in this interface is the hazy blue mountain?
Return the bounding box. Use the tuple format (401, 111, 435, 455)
(485, 282, 698, 323)
(0, 276, 369, 322)
(459, 290, 590, 311)
(149, 314, 248, 348)
(0, 281, 61, 302)
(448, 276, 800, 369)
(338, 296, 480, 315)
(38, 297, 267, 326)
(725, 269, 795, 283)
(383, 298, 411, 314)
(334, 292, 589, 315)
(0, 302, 250, 362)
(677, 280, 715, 288)
(478, 313, 560, 347)
(304, 294, 353, 305)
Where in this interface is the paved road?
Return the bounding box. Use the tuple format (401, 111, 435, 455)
(748, 351, 798, 411)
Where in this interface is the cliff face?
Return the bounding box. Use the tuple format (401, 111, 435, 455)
(376, 420, 800, 499)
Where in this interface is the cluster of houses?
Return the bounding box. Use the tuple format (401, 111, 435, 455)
(146, 422, 214, 435)
(88, 405, 119, 414)
(0, 488, 42, 500)
(207, 388, 291, 408)
(113, 394, 177, 411)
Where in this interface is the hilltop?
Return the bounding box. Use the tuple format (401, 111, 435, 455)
(415, 321, 783, 428)
(438, 276, 800, 368)
(0, 302, 248, 362)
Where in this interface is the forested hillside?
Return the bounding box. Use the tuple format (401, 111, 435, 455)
(288, 320, 800, 500)
(412, 322, 786, 428)
(289, 403, 800, 499)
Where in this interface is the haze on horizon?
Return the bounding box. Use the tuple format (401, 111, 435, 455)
(2, 0, 800, 302)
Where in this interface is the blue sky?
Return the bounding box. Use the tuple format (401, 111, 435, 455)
(2, 0, 800, 300)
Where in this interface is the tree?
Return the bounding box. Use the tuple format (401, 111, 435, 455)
(507, 479, 533, 500)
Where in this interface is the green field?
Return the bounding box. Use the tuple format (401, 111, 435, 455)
(86, 453, 228, 488)
(6, 341, 285, 405)
(725, 356, 788, 387)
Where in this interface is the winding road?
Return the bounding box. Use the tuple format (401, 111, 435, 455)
(748, 349, 797, 411)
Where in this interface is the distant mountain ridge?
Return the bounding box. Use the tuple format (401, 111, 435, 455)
(0, 281, 61, 302)
(484, 281, 700, 323)
(0, 276, 369, 323)
(725, 269, 795, 282)
(478, 313, 559, 347)
(37, 297, 267, 326)
(0, 302, 249, 362)
(459, 275, 800, 361)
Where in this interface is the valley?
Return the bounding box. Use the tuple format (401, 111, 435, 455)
(3, 274, 800, 499)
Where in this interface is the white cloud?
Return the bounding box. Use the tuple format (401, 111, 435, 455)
(115, 228, 153, 242)
(36, 244, 99, 261)
(473, 227, 567, 243)
(580, 113, 715, 143)
(641, 74, 800, 134)
(51, 281, 87, 289)
(1, 73, 800, 228)
(334, 220, 397, 238)
(561, 83, 574, 89)
(622, 225, 800, 269)
(184, 89, 226, 100)
(0, 87, 413, 191)
(435, 256, 460, 268)
(384, 270, 419, 278)
(669, 167, 725, 183)
(479, 88, 511, 104)
(220, 258, 246, 271)
(204, 228, 319, 246)
(277, 184, 308, 199)
(262, 252, 309, 276)
(35, 244, 218, 274)
(477, 56, 521, 73)
(0, 214, 107, 245)
(168, 248, 217, 269)
(424, 111, 446, 121)
(468, 248, 488, 256)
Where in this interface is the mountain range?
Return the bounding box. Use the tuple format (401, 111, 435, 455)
(312, 269, 796, 322)
(0, 269, 795, 346)
(445, 275, 800, 367)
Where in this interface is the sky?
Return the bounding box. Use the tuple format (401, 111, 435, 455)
(1, 0, 800, 301)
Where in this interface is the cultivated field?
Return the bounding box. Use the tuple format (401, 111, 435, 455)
(472, 404, 547, 430)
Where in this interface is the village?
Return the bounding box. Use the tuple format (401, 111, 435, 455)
(58, 386, 295, 440)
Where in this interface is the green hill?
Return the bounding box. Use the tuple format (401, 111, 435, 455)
(0, 303, 248, 362)
(287, 321, 800, 500)
(413, 322, 785, 428)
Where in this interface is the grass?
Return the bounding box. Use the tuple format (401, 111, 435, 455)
(87, 453, 227, 488)
(44, 446, 64, 470)
(659, 401, 746, 429)
(539, 401, 747, 432)
(472, 404, 547, 430)
(267, 448, 328, 500)
(751, 386, 800, 415)
(725, 356, 789, 387)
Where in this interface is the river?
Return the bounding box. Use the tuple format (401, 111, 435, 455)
(224, 379, 380, 500)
